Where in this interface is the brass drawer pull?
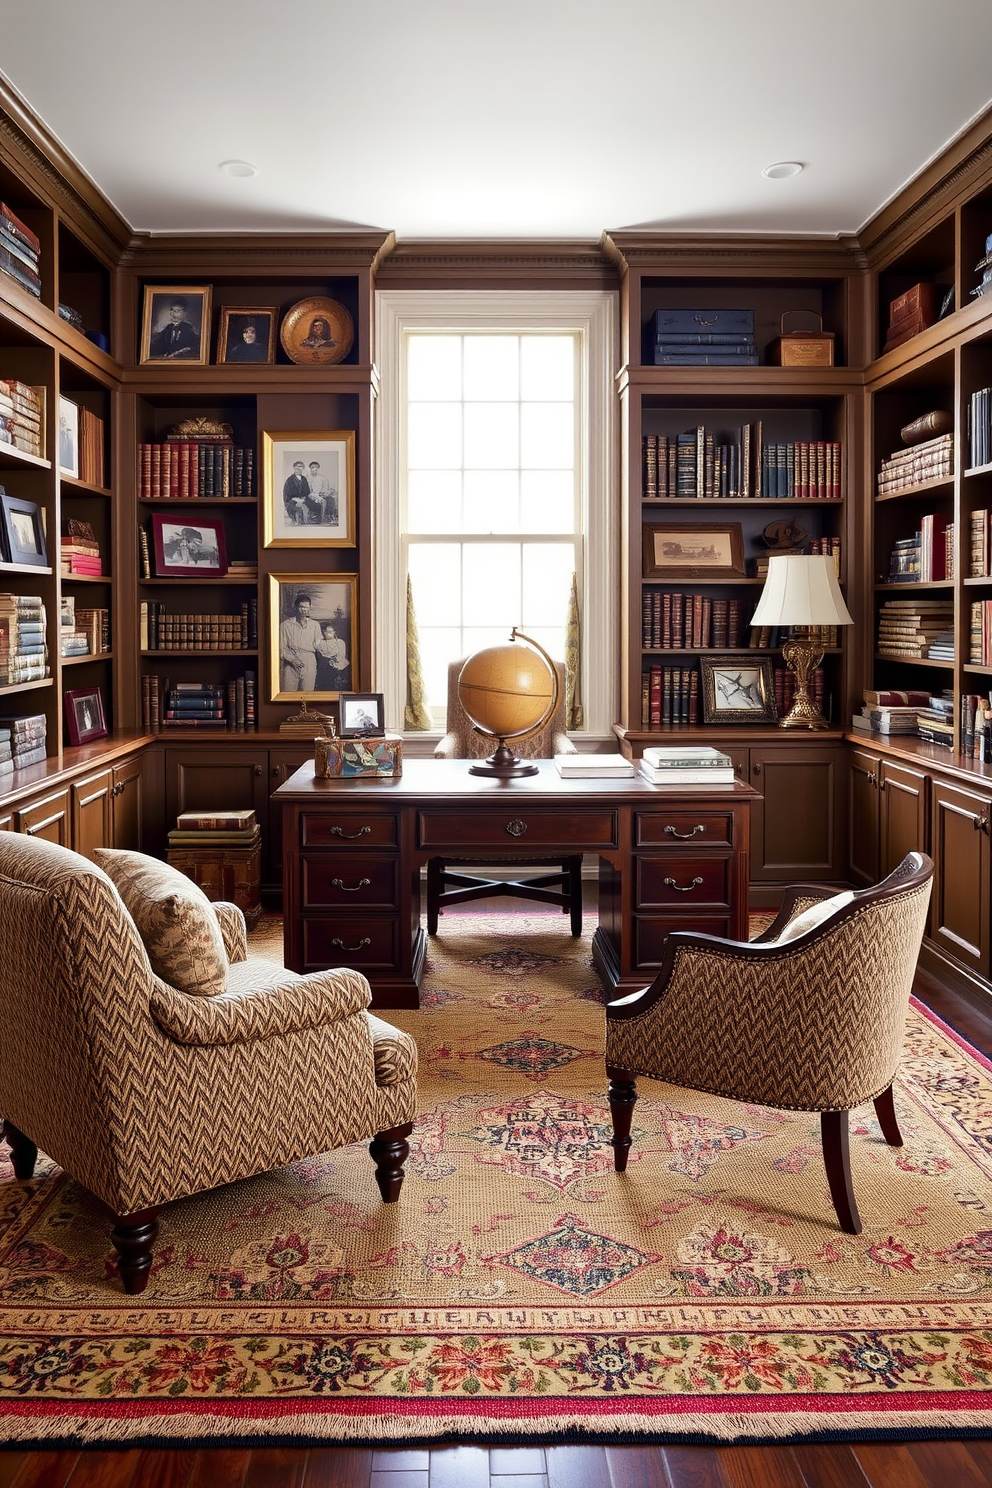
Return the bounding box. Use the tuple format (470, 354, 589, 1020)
(331, 877, 371, 892)
(331, 937, 372, 951)
(664, 824, 705, 839)
(506, 819, 528, 837)
(663, 876, 703, 893)
(330, 825, 371, 840)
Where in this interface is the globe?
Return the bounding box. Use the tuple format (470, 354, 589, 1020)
(456, 634, 558, 777)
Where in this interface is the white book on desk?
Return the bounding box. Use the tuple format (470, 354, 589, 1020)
(642, 744, 732, 769)
(554, 754, 635, 778)
(640, 760, 736, 784)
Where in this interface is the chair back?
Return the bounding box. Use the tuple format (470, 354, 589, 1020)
(435, 657, 573, 760)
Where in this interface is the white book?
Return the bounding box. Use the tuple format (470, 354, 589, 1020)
(642, 744, 732, 769)
(554, 754, 634, 778)
(640, 760, 736, 785)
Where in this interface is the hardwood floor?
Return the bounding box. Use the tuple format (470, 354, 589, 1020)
(4, 897, 990, 1486)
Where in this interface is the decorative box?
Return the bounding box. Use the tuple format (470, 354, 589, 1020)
(766, 312, 835, 367)
(167, 826, 262, 928)
(314, 733, 403, 779)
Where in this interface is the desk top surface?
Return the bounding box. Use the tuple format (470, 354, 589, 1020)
(275, 757, 761, 804)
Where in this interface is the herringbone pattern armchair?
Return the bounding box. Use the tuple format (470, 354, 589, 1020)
(0, 834, 418, 1294)
(606, 852, 933, 1234)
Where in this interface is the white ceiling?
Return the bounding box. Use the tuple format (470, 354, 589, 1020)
(2, 0, 992, 242)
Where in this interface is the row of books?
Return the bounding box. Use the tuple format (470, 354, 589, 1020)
(877, 598, 954, 660)
(60, 597, 109, 657)
(968, 600, 992, 666)
(67, 403, 106, 487)
(969, 509, 992, 577)
(641, 593, 744, 650)
(887, 514, 955, 583)
(0, 594, 48, 686)
(749, 625, 838, 649)
(0, 712, 47, 782)
(139, 599, 258, 652)
(141, 673, 257, 732)
(753, 535, 841, 581)
(0, 202, 41, 302)
(960, 691, 992, 758)
(641, 666, 700, 727)
(877, 432, 953, 494)
(137, 441, 255, 499)
(969, 387, 992, 469)
(642, 427, 841, 500)
(0, 379, 44, 459)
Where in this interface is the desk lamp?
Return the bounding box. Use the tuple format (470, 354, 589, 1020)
(749, 554, 853, 729)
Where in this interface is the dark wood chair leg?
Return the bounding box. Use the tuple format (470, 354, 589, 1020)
(820, 1110, 862, 1235)
(2, 1120, 37, 1180)
(370, 1120, 413, 1202)
(568, 856, 583, 936)
(426, 858, 442, 934)
(607, 1068, 637, 1173)
(873, 1083, 903, 1146)
(111, 1206, 160, 1295)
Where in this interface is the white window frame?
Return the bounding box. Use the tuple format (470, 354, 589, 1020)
(375, 289, 618, 737)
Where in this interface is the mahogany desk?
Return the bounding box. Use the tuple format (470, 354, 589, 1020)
(276, 758, 759, 1009)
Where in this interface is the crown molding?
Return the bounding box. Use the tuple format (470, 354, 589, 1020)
(118, 230, 396, 274)
(602, 231, 867, 274)
(376, 238, 613, 285)
(859, 115, 992, 268)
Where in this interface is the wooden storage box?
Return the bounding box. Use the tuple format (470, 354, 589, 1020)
(315, 733, 403, 779)
(167, 826, 263, 928)
(766, 312, 835, 367)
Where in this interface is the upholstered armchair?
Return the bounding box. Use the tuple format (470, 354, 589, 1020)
(0, 834, 418, 1294)
(428, 656, 583, 934)
(606, 852, 933, 1234)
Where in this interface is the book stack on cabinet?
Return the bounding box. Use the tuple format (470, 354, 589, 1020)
(166, 808, 262, 928)
(648, 309, 757, 367)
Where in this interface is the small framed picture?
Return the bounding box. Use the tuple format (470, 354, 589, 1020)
(58, 396, 79, 476)
(217, 306, 277, 365)
(65, 686, 107, 746)
(643, 523, 746, 580)
(269, 573, 357, 701)
(701, 654, 778, 725)
(338, 692, 385, 737)
(140, 285, 212, 365)
(150, 514, 228, 577)
(261, 430, 356, 548)
(0, 492, 48, 568)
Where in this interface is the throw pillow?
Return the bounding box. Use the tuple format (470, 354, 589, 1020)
(772, 889, 855, 945)
(93, 847, 228, 997)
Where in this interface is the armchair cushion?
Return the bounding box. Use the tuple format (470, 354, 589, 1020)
(93, 848, 228, 997)
(771, 888, 854, 945)
(367, 1012, 418, 1086)
(149, 960, 371, 1045)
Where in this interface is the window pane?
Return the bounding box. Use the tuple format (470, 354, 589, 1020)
(520, 470, 574, 533)
(522, 543, 575, 628)
(464, 402, 518, 469)
(463, 543, 521, 626)
(521, 402, 573, 468)
(407, 470, 462, 532)
(521, 336, 574, 400)
(419, 628, 463, 706)
(463, 470, 519, 532)
(464, 336, 518, 400)
(408, 403, 462, 469)
(408, 544, 460, 625)
(407, 336, 461, 399)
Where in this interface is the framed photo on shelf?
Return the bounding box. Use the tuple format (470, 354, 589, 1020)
(216, 305, 277, 365)
(65, 686, 107, 747)
(643, 522, 746, 580)
(261, 430, 356, 548)
(269, 572, 357, 702)
(700, 653, 777, 725)
(150, 513, 228, 577)
(0, 492, 48, 568)
(58, 396, 79, 476)
(139, 285, 212, 366)
(338, 692, 385, 737)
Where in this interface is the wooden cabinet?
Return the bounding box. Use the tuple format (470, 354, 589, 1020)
(112, 754, 143, 849)
(70, 766, 113, 859)
(848, 747, 927, 887)
(16, 787, 70, 846)
(748, 742, 845, 885)
(930, 777, 992, 978)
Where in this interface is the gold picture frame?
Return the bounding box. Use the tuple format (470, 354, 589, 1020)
(700, 653, 778, 724)
(216, 306, 277, 364)
(643, 522, 746, 580)
(139, 285, 211, 366)
(269, 572, 358, 702)
(262, 430, 356, 549)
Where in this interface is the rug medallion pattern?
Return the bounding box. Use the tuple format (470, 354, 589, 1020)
(0, 913, 991, 1443)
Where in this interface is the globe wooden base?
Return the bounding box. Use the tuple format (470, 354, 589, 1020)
(468, 741, 539, 778)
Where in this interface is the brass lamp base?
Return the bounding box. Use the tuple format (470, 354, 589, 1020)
(469, 741, 539, 778)
(778, 638, 829, 730)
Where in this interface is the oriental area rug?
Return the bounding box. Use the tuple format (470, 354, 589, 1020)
(0, 913, 992, 1447)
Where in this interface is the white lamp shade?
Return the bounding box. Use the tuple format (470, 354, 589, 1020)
(749, 554, 854, 628)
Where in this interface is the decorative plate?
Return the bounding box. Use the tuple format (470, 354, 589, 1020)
(279, 296, 354, 366)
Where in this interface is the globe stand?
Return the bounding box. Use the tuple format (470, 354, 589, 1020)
(469, 738, 539, 779)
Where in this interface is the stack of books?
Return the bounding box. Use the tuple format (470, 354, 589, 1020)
(0, 379, 44, 458)
(0, 712, 47, 769)
(850, 687, 927, 735)
(642, 592, 743, 650)
(61, 523, 103, 577)
(554, 753, 634, 779)
(167, 808, 260, 853)
(649, 309, 757, 367)
(142, 670, 256, 732)
(877, 432, 954, 494)
(883, 282, 938, 353)
(639, 745, 735, 784)
(0, 203, 40, 300)
(162, 681, 229, 728)
(876, 598, 954, 659)
(0, 594, 48, 685)
(916, 693, 955, 747)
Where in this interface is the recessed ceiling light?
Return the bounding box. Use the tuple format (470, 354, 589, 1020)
(762, 161, 803, 180)
(219, 159, 258, 178)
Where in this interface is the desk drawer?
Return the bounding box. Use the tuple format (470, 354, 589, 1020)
(301, 812, 398, 848)
(418, 809, 617, 851)
(637, 857, 729, 908)
(302, 855, 399, 909)
(636, 810, 736, 848)
(301, 916, 400, 973)
(635, 914, 733, 967)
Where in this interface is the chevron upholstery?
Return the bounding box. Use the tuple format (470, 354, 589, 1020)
(0, 833, 417, 1291)
(606, 852, 933, 1234)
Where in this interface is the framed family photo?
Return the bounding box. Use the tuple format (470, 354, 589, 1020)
(701, 654, 777, 725)
(643, 522, 746, 580)
(58, 396, 79, 476)
(261, 430, 355, 548)
(338, 692, 385, 737)
(140, 285, 212, 366)
(150, 514, 227, 577)
(65, 686, 107, 746)
(0, 492, 48, 568)
(269, 572, 358, 702)
(217, 306, 277, 365)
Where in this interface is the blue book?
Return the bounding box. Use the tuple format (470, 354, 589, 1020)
(652, 351, 760, 367)
(651, 308, 754, 336)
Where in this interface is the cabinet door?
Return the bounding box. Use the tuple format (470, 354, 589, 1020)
(930, 780, 991, 976)
(16, 789, 70, 846)
(112, 755, 143, 850)
(70, 767, 113, 859)
(749, 744, 843, 882)
(848, 748, 881, 887)
(165, 747, 269, 825)
(879, 758, 927, 878)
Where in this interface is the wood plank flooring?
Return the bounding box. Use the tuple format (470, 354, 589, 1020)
(2, 899, 989, 1486)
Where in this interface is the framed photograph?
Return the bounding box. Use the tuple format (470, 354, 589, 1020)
(58, 396, 79, 476)
(150, 513, 227, 577)
(0, 492, 48, 568)
(262, 430, 356, 548)
(338, 692, 385, 737)
(269, 573, 357, 702)
(140, 285, 212, 365)
(701, 654, 778, 725)
(217, 305, 277, 365)
(643, 523, 746, 579)
(65, 686, 107, 746)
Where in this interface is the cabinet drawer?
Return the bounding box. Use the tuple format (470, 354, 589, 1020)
(637, 857, 730, 908)
(418, 808, 617, 851)
(302, 855, 399, 909)
(636, 811, 735, 848)
(301, 916, 400, 973)
(301, 812, 398, 848)
(635, 914, 733, 967)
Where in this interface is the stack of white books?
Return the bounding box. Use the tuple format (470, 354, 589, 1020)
(554, 753, 635, 778)
(639, 745, 736, 784)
